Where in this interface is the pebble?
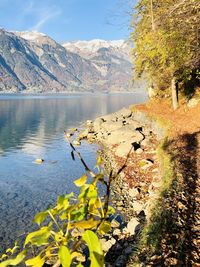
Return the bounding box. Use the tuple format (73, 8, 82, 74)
(127, 218, 140, 235)
(129, 188, 139, 198)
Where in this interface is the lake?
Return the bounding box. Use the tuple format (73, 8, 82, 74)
(0, 92, 147, 251)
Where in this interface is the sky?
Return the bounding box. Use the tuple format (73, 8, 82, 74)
(0, 0, 136, 42)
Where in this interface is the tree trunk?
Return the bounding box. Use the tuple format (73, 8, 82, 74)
(150, 0, 155, 31)
(171, 77, 178, 110)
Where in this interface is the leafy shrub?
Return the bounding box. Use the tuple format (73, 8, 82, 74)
(0, 138, 115, 267)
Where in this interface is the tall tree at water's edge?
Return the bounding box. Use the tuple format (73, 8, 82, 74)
(130, 0, 200, 109)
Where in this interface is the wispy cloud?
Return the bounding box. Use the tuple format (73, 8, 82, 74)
(31, 9, 61, 31)
(20, 0, 62, 32)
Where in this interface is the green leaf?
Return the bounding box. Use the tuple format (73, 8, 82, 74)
(58, 246, 71, 267)
(34, 211, 48, 226)
(56, 195, 69, 211)
(25, 226, 51, 247)
(25, 255, 45, 267)
(0, 250, 26, 267)
(78, 184, 90, 200)
(70, 206, 87, 221)
(74, 174, 87, 187)
(87, 185, 98, 199)
(82, 230, 104, 267)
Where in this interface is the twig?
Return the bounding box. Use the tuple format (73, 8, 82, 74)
(64, 132, 96, 178)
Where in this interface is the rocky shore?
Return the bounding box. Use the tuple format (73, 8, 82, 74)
(68, 106, 166, 266)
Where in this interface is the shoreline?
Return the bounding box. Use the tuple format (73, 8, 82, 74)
(71, 105, 167, 266)
(0, 91, 143, 96)
(75, 100, 200, 266)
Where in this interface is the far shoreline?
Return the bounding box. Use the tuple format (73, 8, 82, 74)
(0, 91, 147, 99)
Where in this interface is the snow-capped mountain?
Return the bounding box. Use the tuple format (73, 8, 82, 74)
(63, 39, 130, 60)
(13, 31, 47, 41)
(0, 29, 133, 93)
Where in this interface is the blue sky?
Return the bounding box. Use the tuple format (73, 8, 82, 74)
(0, 0, 136, 42)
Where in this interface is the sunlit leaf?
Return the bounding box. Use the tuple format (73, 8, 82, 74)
(34, 211, 48, 226)
(58, 246, 71, 267)
(56, 194, 72, 210)
(87, 185, 98, 199)
(25, 255, 45, 267)
(52, 231, 66, 243)
(74, 175, 87, 187)
(0, 254, 7, 260)
(107, 206, 115, 215)
(78, 184, 90, 200)
(71, 206, 87, 221)
(82, 230, 104, 267)
(72, 219, 99, 230)
(96, 155, 102, 166)
(25, 226, 51, 247)
(98, 221, 111, 235)
(0, 250, 26, 267)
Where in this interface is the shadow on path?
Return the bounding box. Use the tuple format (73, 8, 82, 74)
(143, 132, 200, 266)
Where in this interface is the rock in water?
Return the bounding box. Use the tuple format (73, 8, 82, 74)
(35, 159, 44, 164)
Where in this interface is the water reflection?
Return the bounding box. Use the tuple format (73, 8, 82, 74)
(0, 93, 147, 250)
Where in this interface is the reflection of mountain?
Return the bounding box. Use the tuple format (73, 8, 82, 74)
(0, 94, 147, 153)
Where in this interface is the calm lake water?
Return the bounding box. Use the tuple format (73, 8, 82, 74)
(0, 93, 147, 250)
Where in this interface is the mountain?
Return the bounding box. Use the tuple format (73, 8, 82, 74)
(62, 39, 130, 59)
(0, 29, 133, 93)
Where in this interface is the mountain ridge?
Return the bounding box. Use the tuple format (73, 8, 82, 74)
(0, 29, 133, 93)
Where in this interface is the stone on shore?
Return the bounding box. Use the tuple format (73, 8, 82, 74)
(115, 141, 133, 157)
(126, 218, 140, 235)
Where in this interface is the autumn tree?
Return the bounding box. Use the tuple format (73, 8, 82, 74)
(131, 0, 200, 109)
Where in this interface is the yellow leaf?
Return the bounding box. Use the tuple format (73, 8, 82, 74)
(0, 250, 26, 267)
(96, 155, 102, 166)
(0, 254, 7, 260)
(25, 226, 51, 246)
(72, 219, 98, 230)
(34, 211, 48, 226)
(25, 255, 45, 267)
(74, 175, 87, 187)
(98, 221, 111, 235)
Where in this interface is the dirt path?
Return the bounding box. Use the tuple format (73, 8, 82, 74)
(135, 100, 200, 266)
(153, 133, 200, 266)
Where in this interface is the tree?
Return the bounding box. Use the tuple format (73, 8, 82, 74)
(131, 0, 200, 109)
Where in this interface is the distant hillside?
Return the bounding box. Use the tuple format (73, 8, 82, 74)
(0, 29, 133, 93)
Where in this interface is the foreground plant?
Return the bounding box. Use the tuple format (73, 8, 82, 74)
(0, 136, 117, 267)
